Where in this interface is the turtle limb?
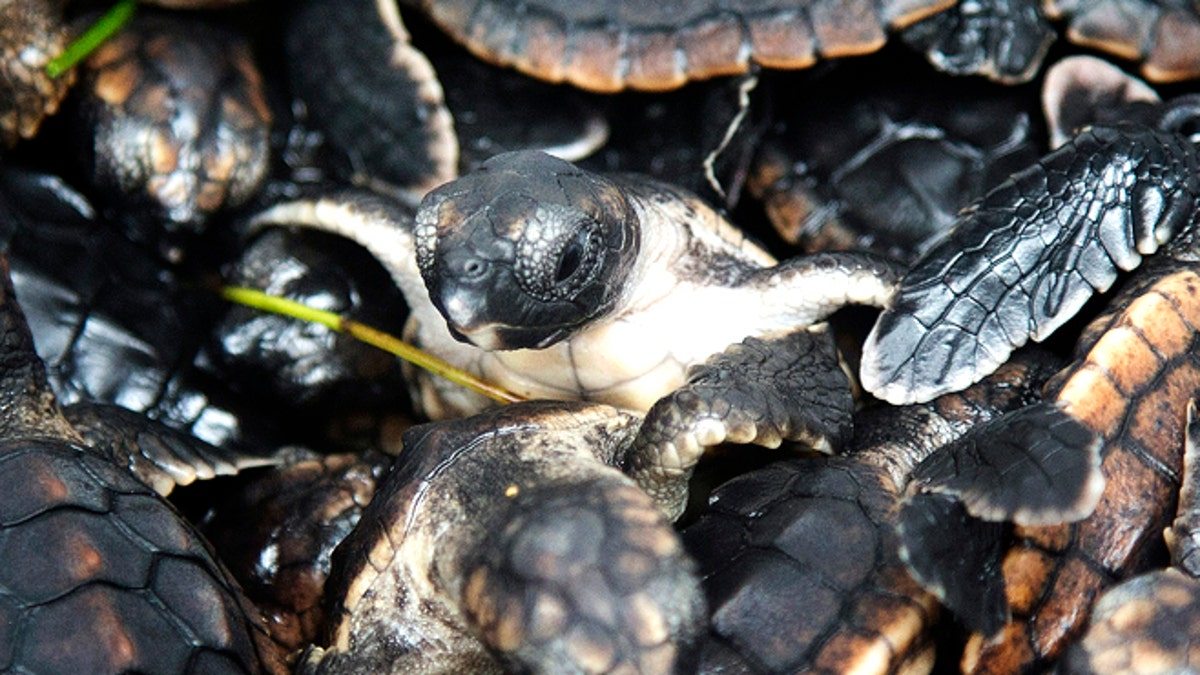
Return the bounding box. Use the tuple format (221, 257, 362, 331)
(285, 0, 457, 195)
(1042, 55, 1160, 151)
(743, 250, 903, 328)
(897, 492, 1009, 637)
(313, 401, 705, 674)
(624, 326, 854, 521)
(62, 401, 282, 497)
(897, 401, 1104, 635)
(862, 123, 1200, 405)
(248, 190, 425, 303)
(909, 401, 1105, 526)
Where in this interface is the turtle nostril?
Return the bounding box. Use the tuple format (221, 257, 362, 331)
(454, 257, 488, 280)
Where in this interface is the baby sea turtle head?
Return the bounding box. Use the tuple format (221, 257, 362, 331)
(415, 150, 640, 350)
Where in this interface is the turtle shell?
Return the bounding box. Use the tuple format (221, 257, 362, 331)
(747, 56, 1044, 262)
(408, 0, 956, 91)
(72, 12, 272, 235)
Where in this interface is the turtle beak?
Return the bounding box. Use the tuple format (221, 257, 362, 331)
(438, 288, 500, 347)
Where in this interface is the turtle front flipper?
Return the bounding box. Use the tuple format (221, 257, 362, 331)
(62, 400, 282, 497)
(285, 0, 458, 196)
(624, 326, 854, 521)
(907, 401, 1104, 527)
(745, 249, 904, 328)
(312, 401, 705, 674)
(862, 121, 1200, 405)
(248, 189, 428, 307)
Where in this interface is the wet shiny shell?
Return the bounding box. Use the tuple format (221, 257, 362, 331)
(76, 13, 272, 230)
(0, 439, 268, 672)
(747, 58, 1043, 261)
(0, 165, 281, 452)
(1063, 567, 1200, 674)
(1047, 0, 1200, 83)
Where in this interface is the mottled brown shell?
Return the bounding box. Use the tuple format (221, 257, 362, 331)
(76, 13, 271, 228)
(1047, 0, 1200, 82)
(411, 0, 956, 91)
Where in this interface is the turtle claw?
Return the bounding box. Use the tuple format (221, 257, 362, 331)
(624, 327, 854, 520)
(911, 401, 1105, 526)
(862, 124, 1200, 405)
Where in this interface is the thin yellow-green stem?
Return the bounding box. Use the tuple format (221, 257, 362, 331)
(46, 0, 138, 79)
(220, 286, 523, 404)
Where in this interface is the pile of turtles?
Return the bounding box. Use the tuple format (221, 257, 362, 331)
(4, 0, 1200, 673)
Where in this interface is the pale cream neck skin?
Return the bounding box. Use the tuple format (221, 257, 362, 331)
(413, 189, 785, 418)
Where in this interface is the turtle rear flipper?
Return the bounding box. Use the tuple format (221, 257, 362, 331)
(63, 401, 281, 497)
(898, 401, 1103, 635)
(910, 401, 1104, 526)
(624, 326, 854, 520)
(862, 122, 1200, 405)
(898, 492, 1009, 637)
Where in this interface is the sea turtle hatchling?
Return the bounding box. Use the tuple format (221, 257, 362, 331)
(248, 149, 902, 424)
(300, 399, 704, 674)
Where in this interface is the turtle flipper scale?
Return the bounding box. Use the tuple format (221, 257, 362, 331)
(625, 327, 854, 520)
(862, 124, 1200, 405)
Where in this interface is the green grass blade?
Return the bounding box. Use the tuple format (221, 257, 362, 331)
(46, 0, 138, 79)
(220, 286, 524, 404)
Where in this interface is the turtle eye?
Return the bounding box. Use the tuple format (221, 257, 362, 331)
(555, 238, 584, 284)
